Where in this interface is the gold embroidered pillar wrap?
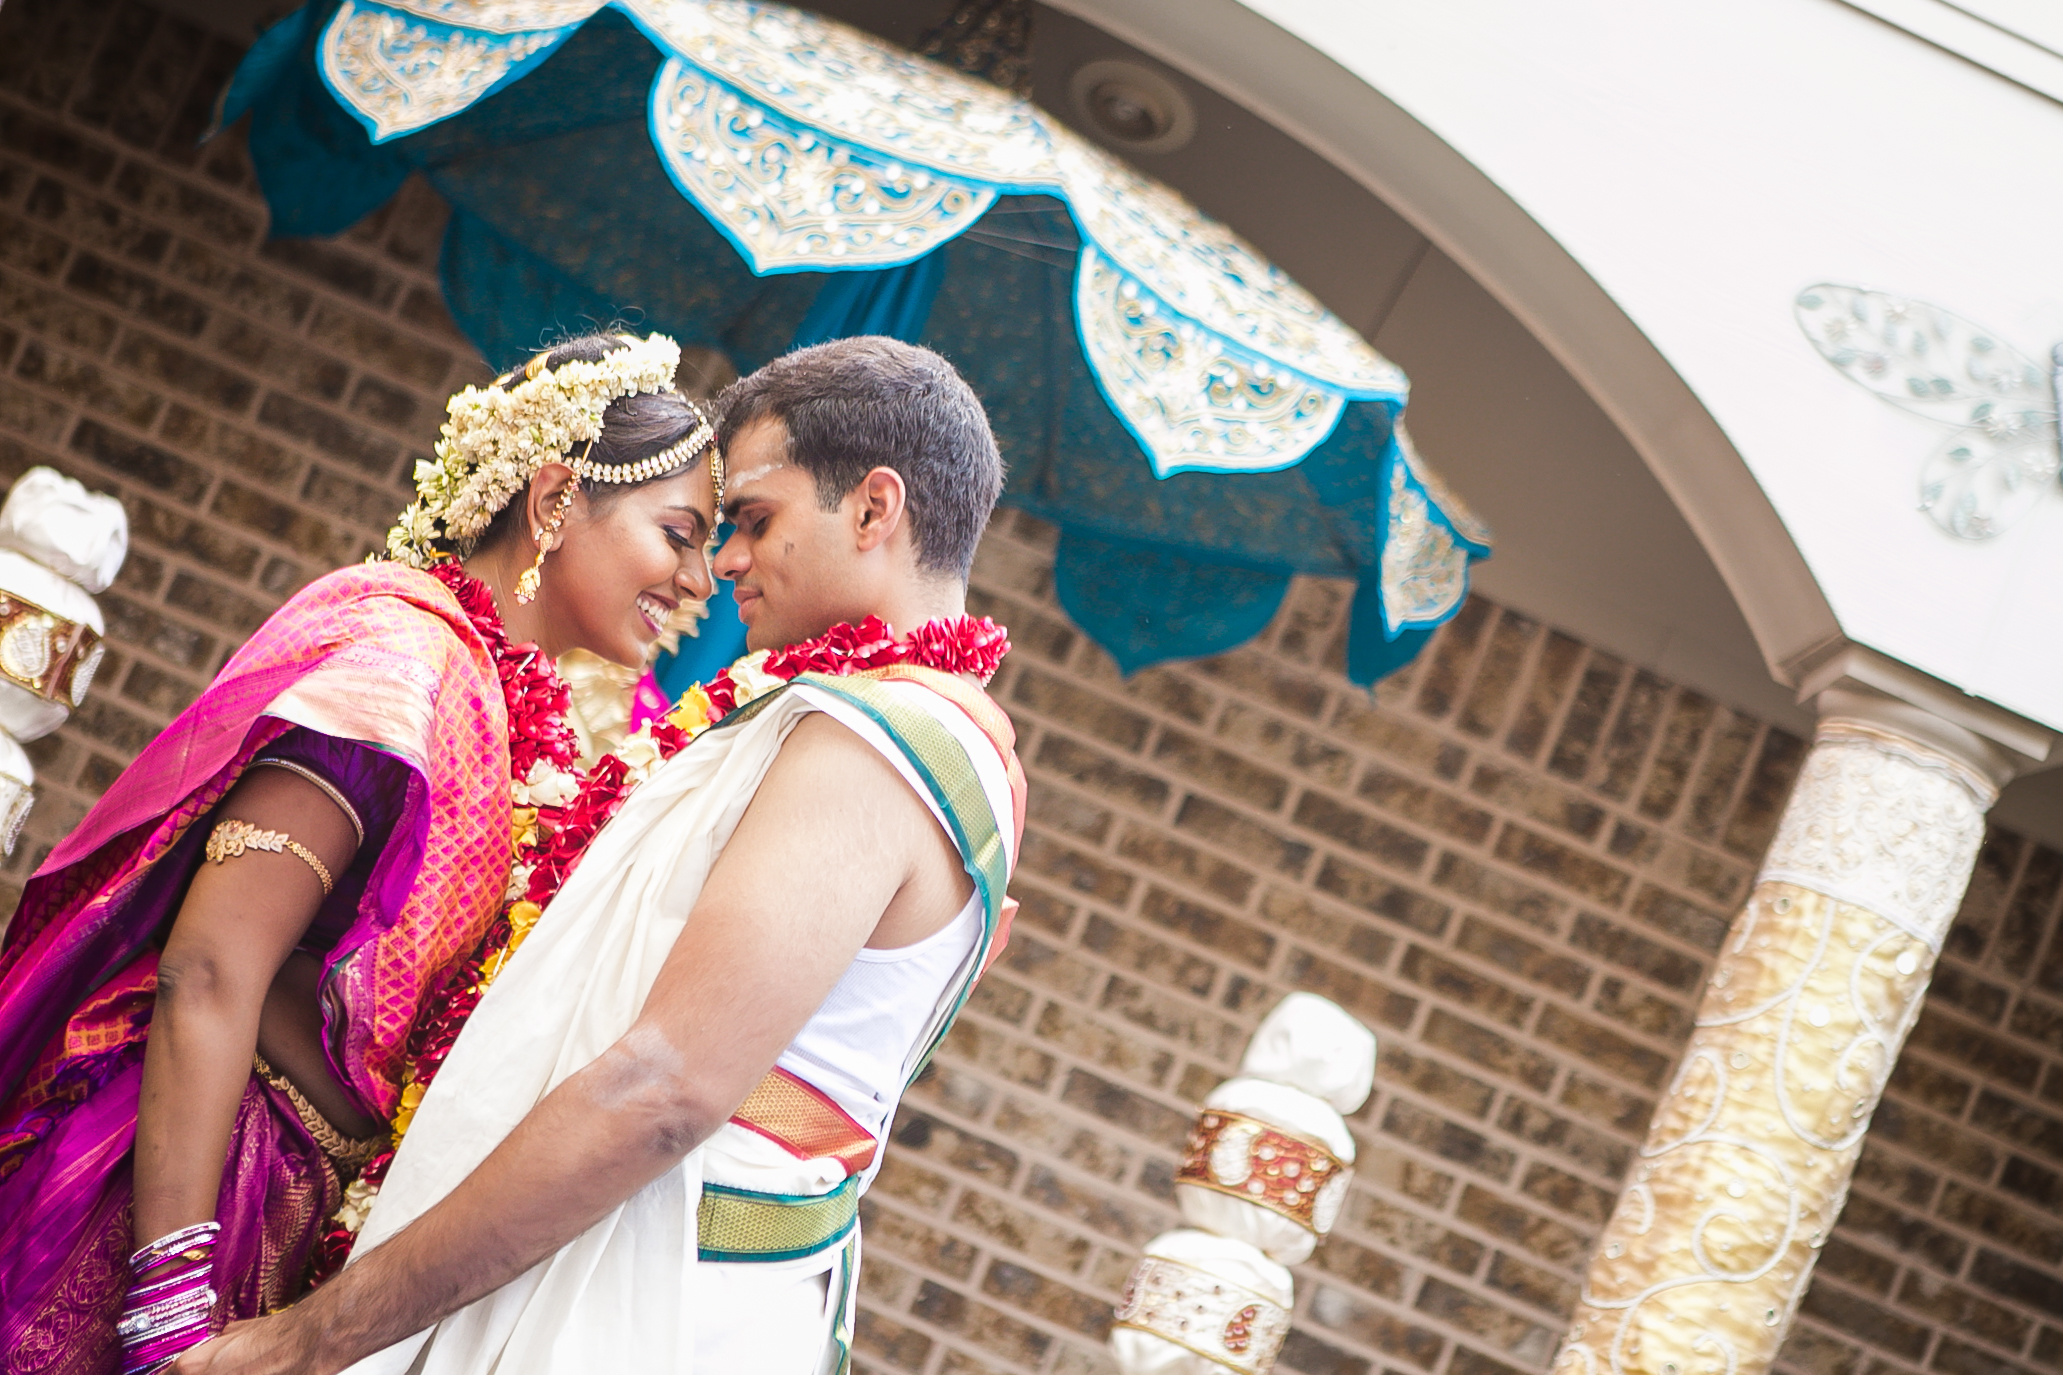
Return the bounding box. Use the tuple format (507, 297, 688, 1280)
(1552, 715, 1997, 1375)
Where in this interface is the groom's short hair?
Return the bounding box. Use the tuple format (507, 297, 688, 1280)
(716, 337, 1004, 579)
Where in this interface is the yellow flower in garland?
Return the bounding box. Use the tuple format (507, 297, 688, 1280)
(670, 682, 716, 734)
(392, 1074, 426, 1139)
(483, 901, 544, 985)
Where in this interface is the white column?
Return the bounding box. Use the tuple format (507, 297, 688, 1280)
(1551, 664, 2045, 1375)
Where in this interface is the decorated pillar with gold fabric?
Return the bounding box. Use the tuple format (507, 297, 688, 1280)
(0, 467, 126, 853)
(1111, 993, 1376, 1375)
(1551, 682, 2035, 1375)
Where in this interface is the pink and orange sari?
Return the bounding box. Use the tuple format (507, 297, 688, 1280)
(0, 563, 516, 1373)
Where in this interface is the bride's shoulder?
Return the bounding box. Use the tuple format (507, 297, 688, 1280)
(269, 563, 483, 661)
(290, 560, 444, 603)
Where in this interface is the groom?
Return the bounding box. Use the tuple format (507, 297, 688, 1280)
(184, 337, 1022, 1374)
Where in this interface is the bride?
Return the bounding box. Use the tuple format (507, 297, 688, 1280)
(0, 332, 720, 1375)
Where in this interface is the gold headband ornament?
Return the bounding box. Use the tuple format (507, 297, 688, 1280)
(386, 332, 721, 568)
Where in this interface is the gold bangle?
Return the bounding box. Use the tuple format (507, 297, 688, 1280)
(205, 818, 334, 895)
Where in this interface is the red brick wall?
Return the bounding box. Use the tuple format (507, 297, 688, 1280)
(0, 0, 482, 896)
(4, 5, 2063, 1375)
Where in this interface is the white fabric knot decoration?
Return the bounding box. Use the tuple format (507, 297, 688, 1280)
(0, 467, 128, 594)
(1238, 990, 1377, 1113)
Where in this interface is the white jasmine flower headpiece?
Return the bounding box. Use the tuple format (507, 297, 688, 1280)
(386, 332, 717, 568)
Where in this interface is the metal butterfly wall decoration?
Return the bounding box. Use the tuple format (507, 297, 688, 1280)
(1795, 284, 2061, 540)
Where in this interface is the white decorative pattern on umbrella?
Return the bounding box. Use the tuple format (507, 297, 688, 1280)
(1380, 446, 1469, 635)
(1050, 127, 1406, 396)
(633, 0, 1057, 185)
(650, 59, 997, 273)
(314, 0, 1425, 482)
(1076, 247, 1347, 478)
(376, 0, 606, 34)
(1396, 424, 1494, 550)
(321, 0, 581, 141)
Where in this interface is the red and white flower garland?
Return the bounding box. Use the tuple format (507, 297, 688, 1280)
(424, 559, 581, 785)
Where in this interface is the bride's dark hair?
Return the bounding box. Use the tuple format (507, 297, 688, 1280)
(467, 333, 711, 555)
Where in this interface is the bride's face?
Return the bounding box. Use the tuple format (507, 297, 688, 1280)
(540, 464, 717, 666)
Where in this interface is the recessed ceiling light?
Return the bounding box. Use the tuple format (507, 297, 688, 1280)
(1069, 58, 1196, 154)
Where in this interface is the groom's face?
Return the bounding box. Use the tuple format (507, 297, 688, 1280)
(714, 417, 862, 652)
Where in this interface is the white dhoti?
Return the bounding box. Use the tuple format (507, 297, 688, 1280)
(344, 671, 1019, 1375)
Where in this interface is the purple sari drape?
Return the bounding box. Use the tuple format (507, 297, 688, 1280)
(0, 564, 515, 1372)
(0, 1014, 337, 1373)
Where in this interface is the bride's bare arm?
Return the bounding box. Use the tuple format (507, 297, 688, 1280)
(175, 713, 967, 1375)
(132, 768, 362, 1248)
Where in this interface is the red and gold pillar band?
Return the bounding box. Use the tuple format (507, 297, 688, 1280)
(1552, 714, 2001, 1375)
(0, 590, 102, 706)
(1175, 1109, 1352, 1235)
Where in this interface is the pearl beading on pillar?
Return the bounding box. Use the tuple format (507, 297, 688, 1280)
(1757, 722, 1993, 948)
(0, 468, 128, 854)
(1551, 719, 1994, 1375)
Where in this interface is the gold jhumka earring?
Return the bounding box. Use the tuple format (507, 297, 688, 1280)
(515, 440, 593, 604)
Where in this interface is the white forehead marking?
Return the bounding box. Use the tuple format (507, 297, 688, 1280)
(725, 461, 787, 491)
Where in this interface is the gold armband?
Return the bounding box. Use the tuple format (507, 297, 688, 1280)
(205, 818, 334, 895)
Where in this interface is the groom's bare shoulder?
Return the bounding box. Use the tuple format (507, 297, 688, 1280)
(745, 711, 933, 850)
(749, 710, 970, 946)
(775, 711, 907, 788)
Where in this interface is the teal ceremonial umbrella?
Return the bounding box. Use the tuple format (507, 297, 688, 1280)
(217, 0, 1492, 687)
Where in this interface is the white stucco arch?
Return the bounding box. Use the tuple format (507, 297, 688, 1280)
(1044, 0, 1838, 693)
(1051, 0, 2063, 757)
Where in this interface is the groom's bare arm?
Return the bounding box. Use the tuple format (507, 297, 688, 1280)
(179, 714, 971, 1375)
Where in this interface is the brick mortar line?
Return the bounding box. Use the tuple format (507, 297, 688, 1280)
(1003, 869, 1704, 1167)
(1003, 891, 1688, 1138)
(1801, 1266, 2045, 1366)
(0, 87, 449, 296)
(1894, 1015, 2063, 1113)
(1869, 1064, 2060, 1183)
(8, 296, 429, 555)
(924, 993, 1642, 1278)
(0, 190, 461, 438)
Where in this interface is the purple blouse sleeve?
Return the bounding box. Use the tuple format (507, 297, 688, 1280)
(250, 729, 412, 954)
